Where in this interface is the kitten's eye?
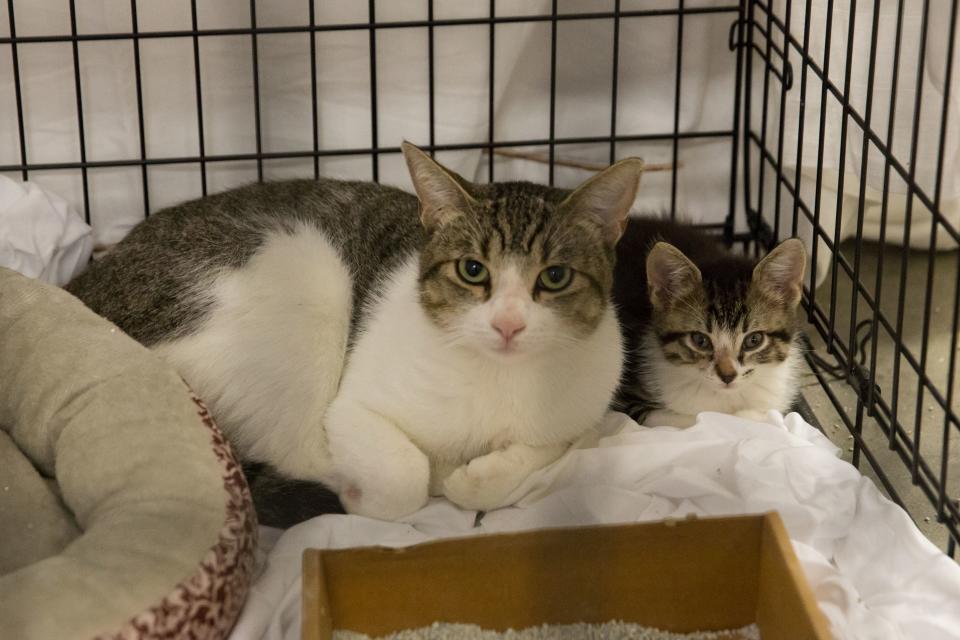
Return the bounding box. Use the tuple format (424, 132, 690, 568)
(538, 266, 572, 291)
(689, 332, 712, 350)
(457, 259, 489, 285)
(743, 331, 764, 350)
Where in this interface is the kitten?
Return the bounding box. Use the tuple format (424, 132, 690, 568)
(66, 143, 643, 522)
(611, 218, 805, 428)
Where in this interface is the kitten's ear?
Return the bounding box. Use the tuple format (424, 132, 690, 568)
(646, 242, 702, 309)
(752, 238, 806, 306)
(560, 158, 644, 244)
(402, 141, 476, 230)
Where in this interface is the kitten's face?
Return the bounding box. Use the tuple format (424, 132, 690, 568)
(646, 240, 805, 390)
(402, 143, 642, 358)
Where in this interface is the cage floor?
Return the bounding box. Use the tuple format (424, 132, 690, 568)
(800, 241, 960, 553)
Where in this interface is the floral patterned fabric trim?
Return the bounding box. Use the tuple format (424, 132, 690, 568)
(96, 394, 258, 640)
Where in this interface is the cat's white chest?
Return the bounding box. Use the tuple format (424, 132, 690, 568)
(335, 260, 623, 465)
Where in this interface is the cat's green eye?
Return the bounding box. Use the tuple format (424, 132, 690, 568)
(538, 266, 572, 291)
(689, 332, 712, 350)
(743, 331, 764, 350)
(457, 259, 489, 285)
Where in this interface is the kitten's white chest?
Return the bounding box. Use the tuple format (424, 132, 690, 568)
(645, 334, 801, 418)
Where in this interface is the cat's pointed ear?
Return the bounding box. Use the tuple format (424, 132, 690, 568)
(752, 238, 806, 306)
(646, 242, 702, 309)
(560, 158, 644, 244)
(402, 141, 476, 230)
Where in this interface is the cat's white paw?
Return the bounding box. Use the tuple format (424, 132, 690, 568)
(335, 446, 431, 521)
(340, 475, 429, 521)
(325, 399, 432, 521)
(442, 453, 521, 511)
(643, 409, 698, 428)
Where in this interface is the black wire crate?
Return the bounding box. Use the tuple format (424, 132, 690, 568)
(740, 0, 960, 558)
(1, 1, 956, 557)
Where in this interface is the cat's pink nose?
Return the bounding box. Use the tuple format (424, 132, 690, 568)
(492, 315, 526, 342)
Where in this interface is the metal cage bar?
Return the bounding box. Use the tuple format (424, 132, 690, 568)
(367, 0, 379, 182)
(67, 0, 90, 223)
(189, 0, 208, 195)
(487, 0, 495, 181)
(129, 0, 150, 217)
(548, 0, 558, 186)
(670, 0, 684, 219)
(249, 0, 264, 182)
(608, 0, 621, 166)
(0, 7, 742, 45)
(309, 0, 320, 178)
(846, 0, 882, 471)
(7, 0, 27, 182)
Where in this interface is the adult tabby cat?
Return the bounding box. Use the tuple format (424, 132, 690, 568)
(66, 143, 642, 522)
(612, 218, 806, 428)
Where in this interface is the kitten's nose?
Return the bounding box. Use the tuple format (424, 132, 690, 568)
(715, 363, 738, 385)
(492, 315, 526, 342)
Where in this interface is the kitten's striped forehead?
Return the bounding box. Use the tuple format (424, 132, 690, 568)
(654, 260, 799, 368)
(702, 277, 752, 332)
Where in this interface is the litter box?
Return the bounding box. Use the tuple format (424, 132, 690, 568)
(301, 512, 831, 639)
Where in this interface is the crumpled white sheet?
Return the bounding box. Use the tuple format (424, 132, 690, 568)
(0, 176, 92, 286)
(229, 412, 960, 640)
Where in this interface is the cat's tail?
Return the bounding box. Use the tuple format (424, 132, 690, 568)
(242, 462, 346, 528)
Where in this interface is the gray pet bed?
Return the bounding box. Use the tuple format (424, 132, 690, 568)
(0, 267, 257, 639)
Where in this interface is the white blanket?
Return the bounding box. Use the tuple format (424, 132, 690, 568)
(229, 412, 960, 640)
(0, 175, 92, 285)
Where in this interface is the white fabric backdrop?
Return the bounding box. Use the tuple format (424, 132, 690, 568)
(756, 0, 960, 286)
(1, 0, 958, 285)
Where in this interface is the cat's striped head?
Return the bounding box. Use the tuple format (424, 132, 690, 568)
(645, 238, 805, 390)
(402, 142, 642, 357)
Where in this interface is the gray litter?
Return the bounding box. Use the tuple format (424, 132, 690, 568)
(334, 621, 761, 640)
